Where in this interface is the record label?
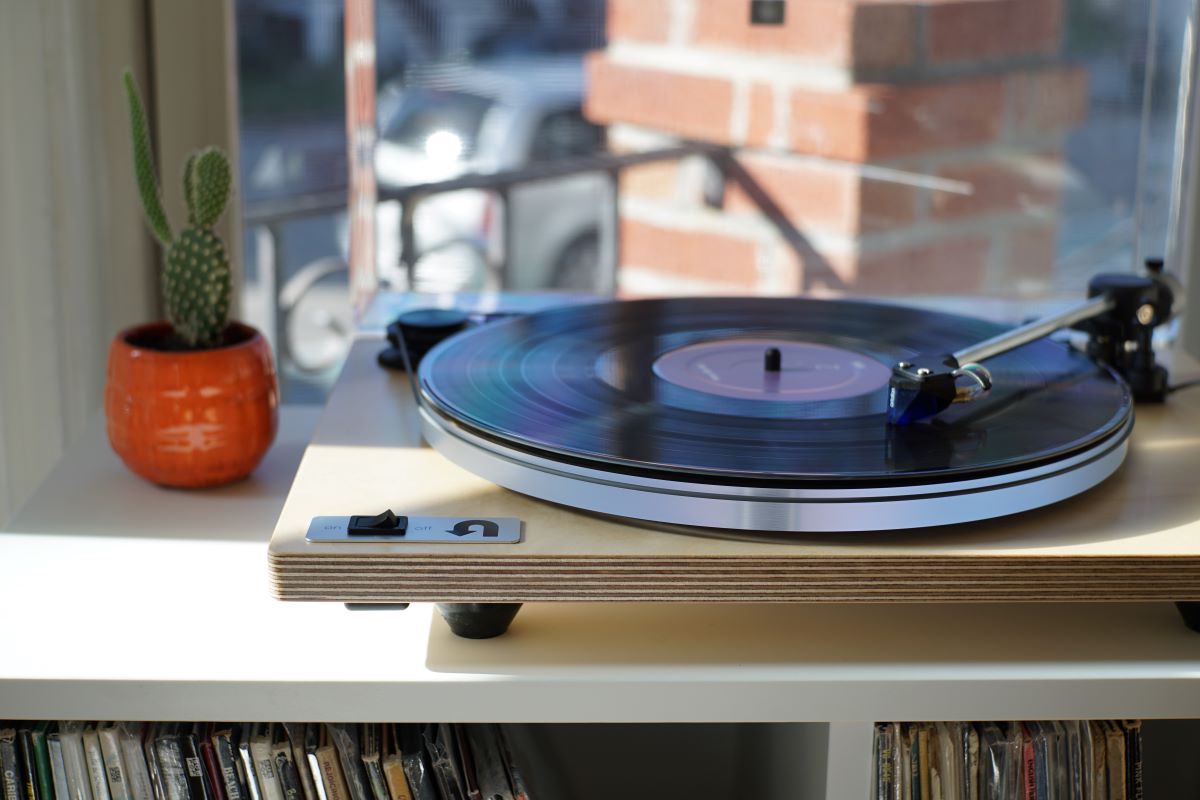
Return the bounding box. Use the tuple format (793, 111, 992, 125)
(651, 338, 891, 401)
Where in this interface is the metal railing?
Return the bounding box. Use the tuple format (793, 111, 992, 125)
(243, 142, 841, 378)
(377, 143, 717, 291)
(243, 191, 348, 376)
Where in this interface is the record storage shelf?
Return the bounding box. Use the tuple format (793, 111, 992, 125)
(5, 403, 1200, 796)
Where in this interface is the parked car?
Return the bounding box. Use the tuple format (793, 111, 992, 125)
(374, 55, 610, 292)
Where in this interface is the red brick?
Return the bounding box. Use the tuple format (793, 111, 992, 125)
(786, 89, 874, 160)
(931, 153, 1061, 220)
(620, 217, 759, 287)
(615, 268, 760, 297)
(725, 156, 855, 230)
(788, 78, 1006, 160)
(849, 3, 920, 70)
(927, 0, 1062, 64)
(723, 153, 918, 233)
(779, 246, 858, 293)
(747, 84, 775, 148)
(621, 160, 685, 201)
(608, 0, 672, 43)
(864, 79, 1008, 159)
(771, 245, 807, 292)
(859, 174, 921, 231)
(619, 218, 996, 295)
(611, 137, 701, 202)
(853, 236, 990, 294)
(1007, 66, 1089, 138)
(590, 59, 1044, 161)
(347, 62, 375, 123)
(585, 54, 735, 144)
(690, 0, 916, 69)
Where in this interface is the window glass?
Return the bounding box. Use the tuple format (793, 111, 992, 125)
(235, 0, 1198, 399)
(236, 0, 349, 403)
(379, 88, 492, 160)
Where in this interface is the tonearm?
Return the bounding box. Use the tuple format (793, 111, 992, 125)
(887, 259, 1179, 425)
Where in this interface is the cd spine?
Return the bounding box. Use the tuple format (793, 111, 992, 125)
(211, 728, 245, 800)
(154, 728, 189, 800)
(97, 724, 132, 800)
(47, 734, 70, 800)
(115, 724, 153, 800)
(1, 728, 27, 800)
(81, 726, 111, 800)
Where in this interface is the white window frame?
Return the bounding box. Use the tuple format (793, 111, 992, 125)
(0, 0, 241, 525)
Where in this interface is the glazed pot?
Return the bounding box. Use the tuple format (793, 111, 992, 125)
(105, 321, 279, 488)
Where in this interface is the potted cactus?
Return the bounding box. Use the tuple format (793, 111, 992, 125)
(105, 70, 278, 488)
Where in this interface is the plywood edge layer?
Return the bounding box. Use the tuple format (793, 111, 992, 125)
(268, 551, 1200, 602)
(267, 555, 1200, 567)
(271, 589, 1200, 602)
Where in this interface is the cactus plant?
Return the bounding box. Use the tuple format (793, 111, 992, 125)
(123, 70, 233, 348)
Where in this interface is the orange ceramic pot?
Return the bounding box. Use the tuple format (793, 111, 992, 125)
(105, 321, 279, 488)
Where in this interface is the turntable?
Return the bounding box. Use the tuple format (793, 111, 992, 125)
(269, 267, 1200, 638)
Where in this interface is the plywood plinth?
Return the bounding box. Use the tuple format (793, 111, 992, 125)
(269, 340, 1200, 603)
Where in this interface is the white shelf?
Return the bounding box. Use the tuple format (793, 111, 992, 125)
(3, 408, 1200, 724)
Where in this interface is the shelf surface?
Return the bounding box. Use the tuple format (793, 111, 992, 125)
(4, 394, 1200, 721)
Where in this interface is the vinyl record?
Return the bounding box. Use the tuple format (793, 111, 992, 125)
(417, 297, 1132, 487)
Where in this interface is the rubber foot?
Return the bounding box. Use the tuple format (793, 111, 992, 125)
(437, 603, 523, 639)
(377, 346, 410, 371)
(1176, 602, 1200, 633)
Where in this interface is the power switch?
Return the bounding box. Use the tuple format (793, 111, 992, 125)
(348, 509, 408, 536)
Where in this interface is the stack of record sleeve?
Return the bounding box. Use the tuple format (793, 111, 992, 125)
(0, 722, 531, 800)
(872, 720, 1143, 800)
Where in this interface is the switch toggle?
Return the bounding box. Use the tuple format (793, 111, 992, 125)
(348, 509, 408, 536)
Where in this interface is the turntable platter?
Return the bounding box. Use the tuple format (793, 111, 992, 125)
(416, 297, 1133, 531)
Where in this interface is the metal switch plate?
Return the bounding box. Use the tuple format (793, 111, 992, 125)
(306, 515, 522, 544)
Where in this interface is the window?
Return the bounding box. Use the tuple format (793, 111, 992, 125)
(379, 88, 492, 162)
(233, 0, 1199, 400)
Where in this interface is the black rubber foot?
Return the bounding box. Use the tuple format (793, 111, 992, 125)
(344, 603, 410, 611)
(376, 346, 411, 371)
(1176, 602, 1200, 632)
(437, 603, 523, 639)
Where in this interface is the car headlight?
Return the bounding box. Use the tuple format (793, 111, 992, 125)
(424, 130, 464, 162)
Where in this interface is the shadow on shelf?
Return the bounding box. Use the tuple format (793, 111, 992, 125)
(4, 408, 319, 542)
(424, 601, 1200, 673)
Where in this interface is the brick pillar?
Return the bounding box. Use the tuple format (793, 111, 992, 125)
(345, 0, 377, 311)
(586, 0, 1086, 297)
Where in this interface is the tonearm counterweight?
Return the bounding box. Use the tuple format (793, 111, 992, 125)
(887, 260, 1179, 424)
